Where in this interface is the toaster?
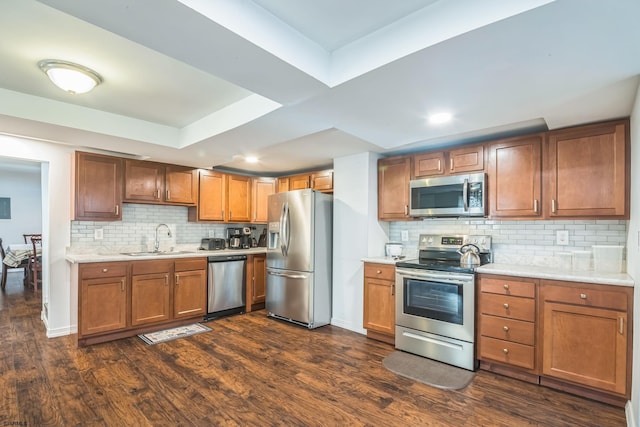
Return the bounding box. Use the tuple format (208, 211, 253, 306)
(200, 238, 226, 250)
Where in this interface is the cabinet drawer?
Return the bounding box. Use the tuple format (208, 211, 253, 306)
(480, 276, 535, 298)
(541, 283, 627, 311)
(364, 263, 395, 281)
(480, 293, 535, 322)
(175, 257, 207, 272)
(80, 262, 128, 279)
(480, 336, 535, 370)
(480, 314, 535, 346)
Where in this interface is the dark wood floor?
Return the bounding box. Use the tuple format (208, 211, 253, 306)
(0, 272, 627, 426)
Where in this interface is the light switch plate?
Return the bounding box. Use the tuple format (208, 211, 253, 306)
(556, 230, 569, 245)
(209, 230, 215, 238)
(401, 230, 409, 242)
(94, 228, 103, 240)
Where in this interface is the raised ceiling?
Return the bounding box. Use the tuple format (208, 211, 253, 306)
(0, 0, 639, 174)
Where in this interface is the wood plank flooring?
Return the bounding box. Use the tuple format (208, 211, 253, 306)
(0, 271, 627, 426)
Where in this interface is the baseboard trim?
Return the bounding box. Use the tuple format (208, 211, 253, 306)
(330, 317, 366, 335)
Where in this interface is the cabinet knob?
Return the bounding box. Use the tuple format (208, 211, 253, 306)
(503, 303, 509, 309)
(503, 326, 509, 332)
(503, 348, 509, 354)
(102, 268, 108, 272)
(376, 270, 382, 274)
(503, 284, 510, 290)
(580, 293, 587, 299)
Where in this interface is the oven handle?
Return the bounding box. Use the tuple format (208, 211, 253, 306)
(396, 268, 473, 284)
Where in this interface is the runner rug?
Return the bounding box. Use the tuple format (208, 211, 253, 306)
(138, 323, 212, 345)
(382, 351, 476, 390)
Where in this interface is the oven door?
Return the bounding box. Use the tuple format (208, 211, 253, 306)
(396, 268, 475, 343)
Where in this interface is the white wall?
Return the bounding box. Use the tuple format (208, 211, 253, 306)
(627, 83, 640, 427)
(1, 135, 73, 338)
(0, 166, 42, 244)
(331, 152, 388, 333)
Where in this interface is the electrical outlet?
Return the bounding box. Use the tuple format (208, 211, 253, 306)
(94, 228, 103, 240)
(401, 230, 409, 242)
(556, 230, 569, 245)
(208, 230, 215, 238)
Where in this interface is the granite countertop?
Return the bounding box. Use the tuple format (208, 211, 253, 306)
(476, 263, 634, 287)
(66, 247, 268, 264)
(361, 256, 405, 265)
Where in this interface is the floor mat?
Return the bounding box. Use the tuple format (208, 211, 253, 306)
(138, 323, 212, 345)
(382, 351, 476, 390)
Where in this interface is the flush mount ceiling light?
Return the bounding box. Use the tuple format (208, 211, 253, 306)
(428, 112, 453, 125)
(38, 59, 102, 94)
(245, 156, 259, 163)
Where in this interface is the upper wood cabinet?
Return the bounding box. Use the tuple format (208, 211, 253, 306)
(73, 151, 123, 221)
(124, 160, 197, 206)
(227, 174, 252, 222)
(488, 135, 543, 218)
(189, 171, 252, 223)
(277, 177, 289, 193)
(378, 156, 412, 221)
(277, 169, 334, 193)
(252, 177, 276, 223)
(546, 119, 629, 219)
(289, 174, 310, 190)
(311, 170, 334, 192)
(413, 144, 484, 178)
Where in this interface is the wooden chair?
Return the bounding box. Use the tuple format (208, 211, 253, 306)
(28, 235, 42, 291)
(23, 233, 41, 244)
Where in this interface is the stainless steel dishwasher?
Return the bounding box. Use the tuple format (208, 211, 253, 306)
(205, 254, 247, 320)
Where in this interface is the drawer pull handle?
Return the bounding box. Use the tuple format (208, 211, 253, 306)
(120, 279, 125, 292)
(102, 268, 108, 273)
(620, 318, 624, 335)
(175, 274, 179, 285)
(503, 326, 509, 332)
(376, 270, 382, 274)
(503, 303, 509, 309)
(503, 348, 509, 354)
(503, 284, 509, 290)
(580, 293, 587, 299)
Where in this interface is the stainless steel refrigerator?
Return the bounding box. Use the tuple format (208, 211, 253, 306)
(266, 189, 332, 329)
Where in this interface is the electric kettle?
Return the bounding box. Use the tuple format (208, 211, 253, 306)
(457, 244, 481, 268)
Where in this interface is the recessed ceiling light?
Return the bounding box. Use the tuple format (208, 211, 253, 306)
(245, 156, 259, 163)
(38, 59, 102, 94)
(428, 112, 453, 125)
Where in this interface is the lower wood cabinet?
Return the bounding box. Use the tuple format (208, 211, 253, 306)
(363, 262, 396, 344)
(77, 257, 207, 346)
(246, 254, 266, 312)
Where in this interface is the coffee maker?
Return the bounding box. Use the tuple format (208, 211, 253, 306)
(227, 227, 252, 249)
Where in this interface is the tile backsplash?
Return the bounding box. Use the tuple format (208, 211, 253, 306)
(389, 218, 628, 270)
(70, 204, 265, 254)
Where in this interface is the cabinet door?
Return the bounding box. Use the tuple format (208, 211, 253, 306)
(277, 177, 290, 193)
(448, 145, 484, 174)
(251, 254, 266, 304)
(413, 152, 445, 177)
(378, 156, 411, 220)
(363, 277, 395, 335)
(311, 170, 333, 192)
(252, 178, 276, 223)
(227, 174, 252, 222)
(131, 272, 171, 326)
(542, 302, 627, 394)
(196, 170, 225, 221)
(488, 135, 542, 218)
(165, 166, 197, 205)
(174, 269, 206, 318)
(289, 174, 310, 190)
(80, 275, 127, 336)
(124, 160, 164, 202)
(547, 120, 628, 218)
(74, 152, 123, 221)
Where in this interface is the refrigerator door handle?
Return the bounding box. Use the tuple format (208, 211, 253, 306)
(279, 202, 287, 256)
(284, 202, 291, 256)
(267, 270, 308, 279)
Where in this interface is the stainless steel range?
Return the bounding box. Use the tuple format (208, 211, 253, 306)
(395, 234, 492, 371)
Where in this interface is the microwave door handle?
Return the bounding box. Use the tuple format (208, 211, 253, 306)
(463, 178, 469, 212)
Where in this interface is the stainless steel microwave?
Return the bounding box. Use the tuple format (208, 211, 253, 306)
(409, 173, 486, 217)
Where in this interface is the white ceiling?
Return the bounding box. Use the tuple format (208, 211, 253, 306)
(0, 0, 639, 175)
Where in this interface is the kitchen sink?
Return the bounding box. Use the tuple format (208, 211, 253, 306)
(120, 251, 193, 257)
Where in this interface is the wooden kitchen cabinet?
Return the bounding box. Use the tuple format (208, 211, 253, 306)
(539, 280, 632, 401)
(546, 119, 629, 219)
(488, 134, 543, 219)
(73, 151, 123, 221)
(189, 171, 252, 223)
(227, 174, 252, 222)
(478, 275, 538, 374)
(124, 160, 197, 206)
(311, 170, 333, 192)
(276, 170, 333, 193)
(131, 260, 173, 327)
(252, 177, 276, 223)
(289, 174, 310, 190)
(413, 144, 484, 178)
(174, 258, 207, 319)
(277, 177, 289, 193)
(246, 254, 267, 312)
(78, 262, 128, 337)
(378, 156, 412, 221)
(363, 263, 396, 344)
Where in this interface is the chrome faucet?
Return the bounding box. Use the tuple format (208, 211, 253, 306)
(154, 223, 172, 252)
